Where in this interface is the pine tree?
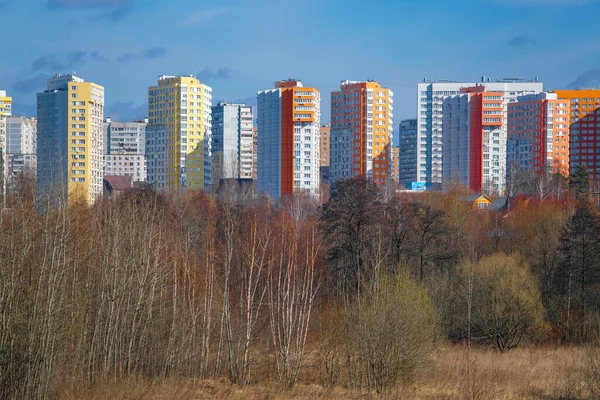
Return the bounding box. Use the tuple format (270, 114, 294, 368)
(569, 165, 590, 199)
(555, 199, 600, 342)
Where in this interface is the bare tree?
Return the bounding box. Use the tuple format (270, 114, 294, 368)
(268, 199, 321, 388)
(321, 177, 381, 301)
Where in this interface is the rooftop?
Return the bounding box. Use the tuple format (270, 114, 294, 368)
(275, 79, 303, 88)
(421, 76, 541, 84)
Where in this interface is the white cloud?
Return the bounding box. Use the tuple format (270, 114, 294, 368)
(182, 7, 230, 26)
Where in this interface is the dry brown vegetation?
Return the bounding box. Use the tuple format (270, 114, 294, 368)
(55, 346, 590, 399)
(3, 175, 600, 399)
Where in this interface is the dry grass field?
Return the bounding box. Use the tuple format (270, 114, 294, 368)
(57, 345, 593, 400)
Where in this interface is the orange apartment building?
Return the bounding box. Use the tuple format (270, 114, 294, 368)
(257, 80, 320, 199)
(329, 80, 393, 185)
(507, 93, 570, 179)
(554, 90, 600, 179)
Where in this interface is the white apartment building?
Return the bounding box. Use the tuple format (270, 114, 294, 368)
(145, 124, 168, 189)
(0, 91, 12, 198)
(6, 116, 37, 182)
(416, 78, 543, 186)
(103, 118, 147, 182)
(211, 102, 254, 184)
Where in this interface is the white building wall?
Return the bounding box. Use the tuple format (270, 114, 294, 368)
(239, 106, 254, 179)
(89, 86, 105, 202)
(329, 127, 352, 183)
(292, 104, 320, 196)
(145, 124, 167, 189)
(442, 95, 470, 188)
(104, 154, 146, 182)
(211, 103, 254, 183)
(5, 116, 37, 183)
(417, 79, 543, 186)
(417, 81, 472, 184)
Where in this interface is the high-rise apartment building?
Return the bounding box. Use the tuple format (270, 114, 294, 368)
(145, 124, 167, 189)
(103, 118, 147, 182)
(0, 91, 12, 198)
(257, 79, 320, 199)
(147, 75, 212, 190)
(398, 118, 417, 185)
(554, 90, 600, 178)
(507, 93, 570, 178)
(104, 117, 147, 155)
(6, 116, 37, 183)
(252, 126, 258, 180)
(319, 125, 331, 196)
(320, 125, 330, 167)
(390, 146, 400, 184)
(37, 74, 104, 204)
(416, 78, 543, 186)
(0, 91, 11, 116)
(442, 86, 507, 195)
(330, 80, 393, 185)
(211, 102, 253, 184)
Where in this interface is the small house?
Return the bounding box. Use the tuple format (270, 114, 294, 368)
(460, 194, 492, 210)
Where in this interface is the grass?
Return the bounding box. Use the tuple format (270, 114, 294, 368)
(57, 345, 590, 399)
(413, 345, 586, 399)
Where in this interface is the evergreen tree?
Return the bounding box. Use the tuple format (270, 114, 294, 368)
(569, 165, 590, 199)
(555, 199, 600, 342)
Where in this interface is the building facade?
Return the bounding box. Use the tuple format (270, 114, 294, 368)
(507, 93, 570, 179)
(36, 74, 104, 204)
(103, 118, 147, 182)
(211, 102, 253, 184)
(442, 86, 506, 196)
(147, 75, 212, 190)
(257, 79, 320, 199)
(104, 118, 147, 155)
(320, 125, 330, 167)
(319, 125, 331, 195)
(0, 91, 12, 198)
(390, 146, 400, 184)
(104, 154, 146, 182)
(554, 90, 600, 178)
(416, 78, 543, 186)
(398, 118, 417, 185)
(6, 116, 37, 183)
(0, 91, 11, 116)
(145, 124, 168, 189)
(252, 126, 258, 180)
(330, 80, 393, 185)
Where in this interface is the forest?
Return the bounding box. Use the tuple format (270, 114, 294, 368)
(2, 172, 600, 399)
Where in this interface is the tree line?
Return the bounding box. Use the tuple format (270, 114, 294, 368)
(1, 172, 600, 397)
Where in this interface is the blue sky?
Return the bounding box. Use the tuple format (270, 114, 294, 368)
(1, 0, 600, 130)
